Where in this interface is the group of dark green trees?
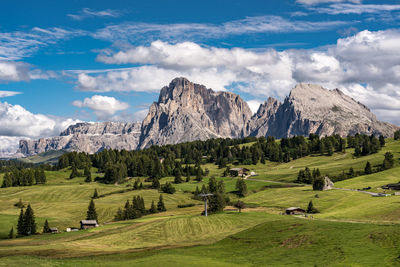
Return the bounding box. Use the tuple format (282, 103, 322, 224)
(1, 168, 46, 188)
(114, 195, 166, 221)
(16, 204, 36, 236)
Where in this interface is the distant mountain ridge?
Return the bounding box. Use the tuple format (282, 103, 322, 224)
(18, 78, 399, 156)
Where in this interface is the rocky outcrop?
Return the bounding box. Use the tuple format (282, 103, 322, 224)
(249, 83, 398, 138)
(18, 122, 141, 156)
(18, 79, 399, 156)
(138, 77, 253, 149)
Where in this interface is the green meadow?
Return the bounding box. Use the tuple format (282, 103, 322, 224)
(0, 139, 400, 266)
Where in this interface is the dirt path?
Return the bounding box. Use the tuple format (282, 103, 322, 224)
(332, 187, 385, 196)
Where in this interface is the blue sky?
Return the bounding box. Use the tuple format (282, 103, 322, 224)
(0, 0, 400, 154)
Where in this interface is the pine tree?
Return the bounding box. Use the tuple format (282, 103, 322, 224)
(86, 199, 98, 221)
(84, 165, 91, 177)
(174, 168, 183, 184)
(114, 208, 124, 221)
(157, 195, 166, 212)
(133, 179, 139, 190)
(149, 200, 157, 214)
(8, 227, 14, 239)
(17, 208, 24, 236)
(41, 169, 46, 184)
(379, 135, 385, 147)
(70, 163, 79, 179)
(151, 178, 160, 189)
(306, 200, 319, 214)
(365, 161, 372, 174)
(43, 219, 51, 233)
(349, 167, 355, 178)
(195, 166, 203, 182)
(84, 172, 92, 183)
(260, 154, 266, 164)
(92, 189, 99, 199)
(23, 204, 36, 235)
(383, 152, 394, 170)
(312, 177, 324, 191)
(194, 186, 201, 200)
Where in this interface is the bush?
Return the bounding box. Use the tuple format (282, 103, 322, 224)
(161, 182, 176, 194)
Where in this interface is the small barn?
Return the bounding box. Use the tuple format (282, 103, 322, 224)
(229, 168, 250, 177)
(80, 220, 99, 229)
(49, 227, 59, 233)
(285, 207, 305, 215)
(382, 183, 400, 190)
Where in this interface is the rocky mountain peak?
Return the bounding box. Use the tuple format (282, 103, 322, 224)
(17, 79, 399, 157)
(139, 77, 253, 149)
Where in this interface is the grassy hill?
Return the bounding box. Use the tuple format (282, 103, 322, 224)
(17, 150, 66, 165)
(0, 139, 399, 266)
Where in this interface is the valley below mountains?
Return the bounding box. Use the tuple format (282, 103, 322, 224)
(19, 77, 399, 156)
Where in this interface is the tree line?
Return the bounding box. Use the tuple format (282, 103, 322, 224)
(1, 168, 46, 188)
(297, 151, 396, 185)
(114, 194, 166, 221)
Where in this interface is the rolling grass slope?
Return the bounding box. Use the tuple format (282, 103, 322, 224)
(0, 139, 399, 265)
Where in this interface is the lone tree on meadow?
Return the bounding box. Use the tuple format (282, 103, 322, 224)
(43, 219, 51, 233)
(84, 166, 92, 183)
(306, 200, 319, 214)
(234, 200, 246, 213)
(235, 178, 248, 197)
(92, 189, 99, 199)
(157, 195, 166, 212)
(86, 199, 98, 221)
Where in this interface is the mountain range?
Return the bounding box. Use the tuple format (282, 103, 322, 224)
(18, 77, 398, 156)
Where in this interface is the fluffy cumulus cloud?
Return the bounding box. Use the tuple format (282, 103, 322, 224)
(82, 29, 400, 125)
(72, 95, 129, 120)
(0, 101, 80, 157)
(0, 61, 30, 82)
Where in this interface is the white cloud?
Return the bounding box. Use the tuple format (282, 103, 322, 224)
(247, 100, 263, 114)
(0, 101, 79, 138)
(85, 29, 400, 125)
(0, 61, 30, 82)
(93, 16, 348, 44)
(72, 95, 129, 120)
(0, 101, 80, 156)
(311, 3, 400, 14)
(0, 91, 21, 97)
(0, 27, 85, 61)
(297, 0, 360, 5)
(68, 8, 121, 21)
